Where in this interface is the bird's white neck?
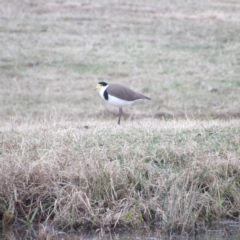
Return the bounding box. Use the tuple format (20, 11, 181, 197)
(99, 85, 109, 99)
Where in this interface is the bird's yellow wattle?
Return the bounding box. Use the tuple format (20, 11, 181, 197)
(95, 84, 102, 91)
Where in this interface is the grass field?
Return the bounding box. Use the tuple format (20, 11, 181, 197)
(1, 0, 240, 121)
(0, 0, 240, 237)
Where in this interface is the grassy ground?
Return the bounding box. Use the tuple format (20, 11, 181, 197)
(1, 0, 240, 121)
(0, 0, 240, 237)
(0, 119, 240, 235)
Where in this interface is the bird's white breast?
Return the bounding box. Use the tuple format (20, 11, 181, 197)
(108, 94, 134, 107)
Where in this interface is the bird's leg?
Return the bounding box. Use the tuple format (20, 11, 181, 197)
(118, 107, 123, 125)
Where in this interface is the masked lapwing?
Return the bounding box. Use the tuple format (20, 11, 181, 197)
(95, 82, 151, 125)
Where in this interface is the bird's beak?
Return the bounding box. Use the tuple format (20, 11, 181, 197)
(95, 84, 101, 91)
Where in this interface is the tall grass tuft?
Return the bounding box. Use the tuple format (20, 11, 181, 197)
(0, 119, 239, 234)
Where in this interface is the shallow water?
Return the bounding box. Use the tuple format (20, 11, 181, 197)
(1, 221, 240, 240)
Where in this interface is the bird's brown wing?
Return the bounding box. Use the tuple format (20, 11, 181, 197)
(107, 84, 150, 101)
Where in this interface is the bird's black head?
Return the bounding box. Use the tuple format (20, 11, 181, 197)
(98, 82, 108, 86)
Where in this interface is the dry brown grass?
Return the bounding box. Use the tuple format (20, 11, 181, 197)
(0, 119, 239, 235)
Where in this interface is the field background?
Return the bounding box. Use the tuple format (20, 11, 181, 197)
(1, 0, 240, 121)
(0, 0, 240, 237)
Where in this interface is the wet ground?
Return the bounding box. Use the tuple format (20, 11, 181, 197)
(1, 221, 240, 240)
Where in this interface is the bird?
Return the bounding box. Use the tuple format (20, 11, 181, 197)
(95, 82, 151, 125)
